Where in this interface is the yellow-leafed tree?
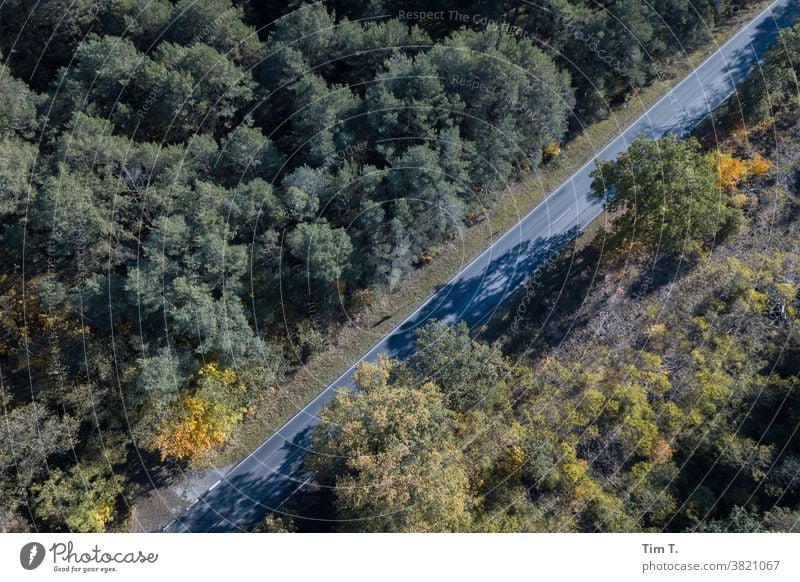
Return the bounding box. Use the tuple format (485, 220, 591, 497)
(308, 358, 475, 532)
(748, 154, 772, 176)
(709, 151, 746, 189)
(152, 363, 244, 461)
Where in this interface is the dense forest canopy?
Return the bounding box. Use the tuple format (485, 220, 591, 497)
(0, 0, 779, 532)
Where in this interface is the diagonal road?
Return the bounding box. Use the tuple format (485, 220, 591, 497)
(164, 0, 800, 532)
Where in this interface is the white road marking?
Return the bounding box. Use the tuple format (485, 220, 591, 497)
(551, 209, 572, 224)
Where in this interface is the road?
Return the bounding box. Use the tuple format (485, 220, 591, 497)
(164, 0, 800, 532)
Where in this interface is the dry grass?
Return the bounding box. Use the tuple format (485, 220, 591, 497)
(197, 0, 774, 468)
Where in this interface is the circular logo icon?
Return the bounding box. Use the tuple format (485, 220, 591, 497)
(20, 542, 46, 570)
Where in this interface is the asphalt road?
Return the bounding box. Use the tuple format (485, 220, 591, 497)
(164, 0, 800, 532)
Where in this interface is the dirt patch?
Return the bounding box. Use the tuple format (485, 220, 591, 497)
(126, 465, 232, 532)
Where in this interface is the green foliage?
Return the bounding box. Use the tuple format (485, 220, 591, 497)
(409, 321, 504, 412)
(53, 35, 147, 124)
(100, 0, 173, 49)
(592, 136, 743, 254)
(166, 0, 264, 67)
(0, 135, 37, 221)
(0, 60, 40, 138)
(286, 220, 354, 291)
(136, 41, 255, 142)
(281, 73, 361, 167)
(0, 0, 105, 89)
(31, 462, 124, 532)
(738, 23, 800, 120)
(428, 28, 574, 185)
(214, 119, 284, 185)
(0, 397, 78, 498)
(134, 348, 185, 414)
(325, 0, 744, 127)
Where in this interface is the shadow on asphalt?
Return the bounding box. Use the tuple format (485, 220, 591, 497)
(167, 426, 314, 532)
(385, 228, 581, 358)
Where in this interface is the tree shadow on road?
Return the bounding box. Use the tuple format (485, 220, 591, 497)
(166, 426, 315, 532)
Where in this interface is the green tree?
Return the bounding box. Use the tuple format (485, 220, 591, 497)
(0, 59, 40, 139)
(365, 54, 464, 162)
(281, 73, 361, 168)
(134, 347, 185, 415)
(0, 135, 37, 223)
(384, 145, 466, 257)
(100, 0, 173, 49)
(33, 164, 122, 271)
(591, 136, 743, 254)
(215, 119, 284, 186)
(167, 0, 264, 66)
(135, 42, 255, 142)
(0, 398, 78, 498)
(0, 0, 104, 88)
(261, 3, 339, 77)
(51, 35, 148, 126)
(409, 321, 505, 412)
(738, 23, 800, 121)
(31, 462, 124, 532)
(286, 220, 353, 293)
(429, 27, 573, 182)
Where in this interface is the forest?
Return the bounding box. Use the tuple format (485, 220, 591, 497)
(0, 0, 774, 532)
(291, 23, 800, 532)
